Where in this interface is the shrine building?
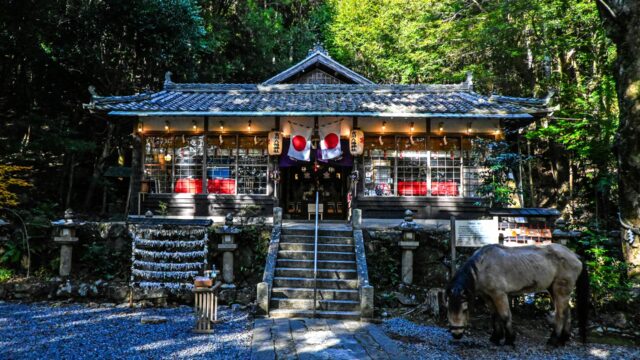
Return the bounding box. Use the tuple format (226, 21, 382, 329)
(85, 45, 552, 221)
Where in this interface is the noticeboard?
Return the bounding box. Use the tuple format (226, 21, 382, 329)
(454, 219, 499, 247)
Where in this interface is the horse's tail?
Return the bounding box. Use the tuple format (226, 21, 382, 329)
(576, 261, 590, 343)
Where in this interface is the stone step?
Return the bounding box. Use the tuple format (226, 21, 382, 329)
(280, 234, 353, 244)
(272, 277, 358, 289)
(278, 242, 354, 252)
(282, 229, 353, 237)
(268, 309, 361, 320)
(275, 267, 357, 280)
(270, 298, 360, 312)
(276, 259, 357, 270)
(270, 287, 359, 301)
(276, 250, 355, 261)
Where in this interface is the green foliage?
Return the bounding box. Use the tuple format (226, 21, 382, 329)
(474, 140, 528, 208)
(367, 242, 401, 289)
(77, 241, 121, 279)
(0, 166, 32, 207)
(0, 241, 24, 267)
(0, 268, 13, 282)
(157, 201, 168, 216)
(578, 232, 630, 308)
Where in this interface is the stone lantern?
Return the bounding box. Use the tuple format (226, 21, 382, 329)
(215, 213, 240, 287)
(52, 209, 80, 277)
(397, 210, 422, 285)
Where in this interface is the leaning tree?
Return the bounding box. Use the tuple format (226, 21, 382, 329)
(596, 0, 640, 283)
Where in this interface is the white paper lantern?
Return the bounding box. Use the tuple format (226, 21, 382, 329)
(349, 129, 364, 155)
(268, 131, 283, 155)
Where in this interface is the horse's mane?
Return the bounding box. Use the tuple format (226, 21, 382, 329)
(447, 246, 490, 308)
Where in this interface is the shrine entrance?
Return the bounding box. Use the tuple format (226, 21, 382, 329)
(280, 162, 351, 220)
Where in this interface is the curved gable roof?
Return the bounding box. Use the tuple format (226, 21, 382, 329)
(262, 44, 374, 85)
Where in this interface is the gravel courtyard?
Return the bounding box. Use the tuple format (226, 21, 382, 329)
(382, 317, 640, 360)
(2, 302, 639, 360)
(0, 302, 252, 360)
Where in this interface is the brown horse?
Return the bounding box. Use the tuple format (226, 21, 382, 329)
(446, 243, 589, 346)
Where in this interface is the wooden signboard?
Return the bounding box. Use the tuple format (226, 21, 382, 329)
(454, 218, 499, 247)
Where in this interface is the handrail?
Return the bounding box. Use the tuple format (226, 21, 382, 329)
(313, 191, 319, 318)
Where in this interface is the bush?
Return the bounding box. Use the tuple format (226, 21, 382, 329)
(577, 231, 631, 309)
(0, 267, 13, 282)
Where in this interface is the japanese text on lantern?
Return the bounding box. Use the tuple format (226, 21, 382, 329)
(268, 131, 282, 155)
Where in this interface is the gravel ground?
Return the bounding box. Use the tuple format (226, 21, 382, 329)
(0, 301, 252, 360)
(382, 317, 639, 360)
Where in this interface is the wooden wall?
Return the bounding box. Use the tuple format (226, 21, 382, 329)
(355, 196, 486, 219)
(139, 194, 275, 218)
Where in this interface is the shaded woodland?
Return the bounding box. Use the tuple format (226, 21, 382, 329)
(1, 1, 637, 299)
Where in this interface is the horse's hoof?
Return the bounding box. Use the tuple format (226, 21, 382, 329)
(489, 337, 501, 346)
(547, 337, 560, 347)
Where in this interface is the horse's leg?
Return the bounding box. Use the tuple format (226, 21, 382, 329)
(548, 281, 571, 346)
(486, 298, 504, 345)
(492, 293, 515, 346)
(558, 304, 572, 344)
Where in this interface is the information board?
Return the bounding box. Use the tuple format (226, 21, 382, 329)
(454, 219, 499, 247)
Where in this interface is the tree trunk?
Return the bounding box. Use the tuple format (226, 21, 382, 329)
(126, 133, 142, 216)
(83, 122, 115, 211)
(597, 0, 640, 281)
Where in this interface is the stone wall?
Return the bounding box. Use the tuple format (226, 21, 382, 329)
(364, 227, 453, 290)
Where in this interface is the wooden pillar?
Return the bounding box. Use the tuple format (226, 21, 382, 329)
(202, 117, 209, 194)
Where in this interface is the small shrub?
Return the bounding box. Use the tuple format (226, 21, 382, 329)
(0, 267, 13, 282)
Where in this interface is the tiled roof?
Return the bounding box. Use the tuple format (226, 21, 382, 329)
(86, 75, 545, 118)
(488, 208, 561, 217)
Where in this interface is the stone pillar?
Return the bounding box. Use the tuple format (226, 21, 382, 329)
(216, 213, 240, 288)
(273, 207, 282, 227)
(352, 209, 362, 230)
(398, 209, 421, 285)
(256, 282, 269, 315)
(53, 209, 79, 277)
(222, 251, 235, 283)
(360, 284, 374, 320)
(399, 241, 419, 284)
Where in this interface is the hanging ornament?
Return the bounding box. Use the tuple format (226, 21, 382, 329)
(379, 136, 384, 146)
(443, 136, 448, 146)
(219, 134, 223, 145)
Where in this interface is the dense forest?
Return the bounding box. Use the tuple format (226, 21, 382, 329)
(0, 1, 634, 289)
(0, 0, 617, 218)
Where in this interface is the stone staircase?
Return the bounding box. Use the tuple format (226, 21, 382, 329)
(268, 227, 361, 319)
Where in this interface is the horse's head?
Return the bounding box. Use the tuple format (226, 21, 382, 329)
(446, 286, 470, 339)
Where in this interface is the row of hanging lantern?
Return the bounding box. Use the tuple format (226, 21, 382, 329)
(137, 119, 501, 155)
(137, 119, 254, 134)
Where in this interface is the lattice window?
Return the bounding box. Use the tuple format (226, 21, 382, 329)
(206, 136, 237, 195)
(462, 138, 484, 198)
(429, 137, 461, 197)
(397, 136, 428, 196)
(173, 136, 204, 193)
(237, 136, 269, 195)
(144, 137, 175, 193)
(363, 136, 396, 196)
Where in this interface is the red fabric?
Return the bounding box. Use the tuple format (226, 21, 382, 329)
(397, 181, 428, 196)
(174, 178, 203, 194)
(207, 179, 236, 194)
(431, 181, 459, 196)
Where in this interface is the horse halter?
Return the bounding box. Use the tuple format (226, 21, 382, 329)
(448, 325, 467, 330)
